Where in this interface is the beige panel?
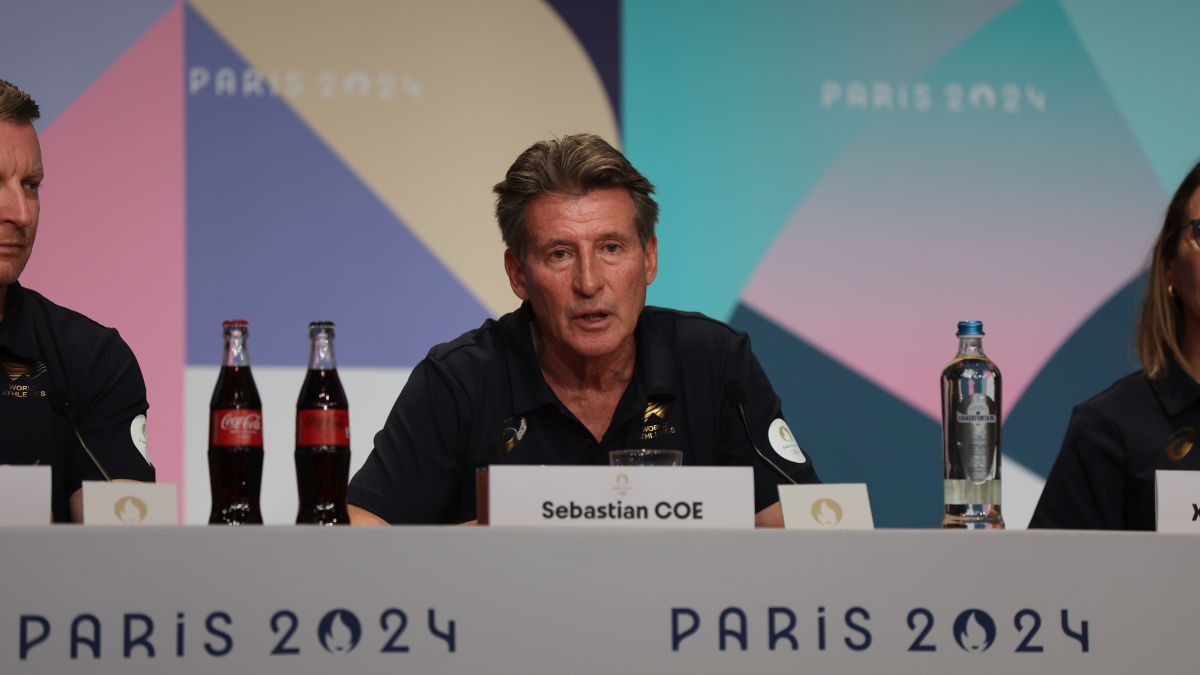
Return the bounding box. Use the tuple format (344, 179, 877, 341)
(190, 0, 621, 315)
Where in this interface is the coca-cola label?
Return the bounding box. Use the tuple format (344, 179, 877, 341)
(297, 409, 350, 446)
(211, 409, 264, 446)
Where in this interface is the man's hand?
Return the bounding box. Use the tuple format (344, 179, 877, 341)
(755, 501, 784, 528)
(349, 503, 389, 526)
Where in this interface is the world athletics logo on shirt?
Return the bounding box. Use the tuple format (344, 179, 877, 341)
(641, 399, 677, 441)
(2, 360, 49, 399)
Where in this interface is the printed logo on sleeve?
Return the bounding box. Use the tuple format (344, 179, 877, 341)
(768, 418, 807, 464)
(129, 414, 151, 465)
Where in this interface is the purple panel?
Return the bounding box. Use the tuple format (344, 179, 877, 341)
(546, 0, 620, 127)
(1, 0, 179, 128)
(185, 5, 490, 367)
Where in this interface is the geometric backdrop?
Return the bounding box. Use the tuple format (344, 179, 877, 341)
(6, 0, 1199, 525)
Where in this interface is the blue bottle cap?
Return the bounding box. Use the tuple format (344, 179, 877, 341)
(957, 321, 984, 336)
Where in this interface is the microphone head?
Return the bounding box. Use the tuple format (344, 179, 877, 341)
(46, 389, 70, 415)
(724, 379, 748, 407)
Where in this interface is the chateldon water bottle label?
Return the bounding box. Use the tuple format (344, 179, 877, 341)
(955, 394, 997, 424)
(956, 394, 996, 481)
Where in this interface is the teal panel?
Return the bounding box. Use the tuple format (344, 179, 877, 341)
(1059, 0, 1200, 192)
(623, 0, 1015, 320)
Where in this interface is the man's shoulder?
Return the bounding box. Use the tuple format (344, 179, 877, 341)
(640, 306, 746, 348)
(19, 283, 120, 338)
(423, 309, 518, 366)
(18, 286, 134, 364)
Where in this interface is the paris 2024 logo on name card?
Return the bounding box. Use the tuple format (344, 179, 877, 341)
(82, 482, 178, 525)
(778, 484, 874, 530)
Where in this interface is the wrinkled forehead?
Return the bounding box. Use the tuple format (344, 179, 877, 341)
(525, 187, 636, 234)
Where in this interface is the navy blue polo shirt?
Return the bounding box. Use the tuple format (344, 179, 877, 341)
(1031, 360, 1200, 530)
(0, 282, 155, 522)
(349, 302, 819, 524)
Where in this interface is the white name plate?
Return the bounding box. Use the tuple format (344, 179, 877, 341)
(778, 483, 874, 530)
(82, 482, 178, 525)
(0, 465, 52, 525)
(1155, 470, 1200, 532)
(487, 465, 753, 529)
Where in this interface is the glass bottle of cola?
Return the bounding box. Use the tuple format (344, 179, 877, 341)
(940, 320, 1004, 529)
(208, 320, 265, 525)
(295, 321, 351, 525)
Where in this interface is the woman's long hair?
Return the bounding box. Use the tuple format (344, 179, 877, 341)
(1135, 160, 1200, 378)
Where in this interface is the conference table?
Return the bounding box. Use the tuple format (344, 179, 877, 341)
(2, 526, 1195, 674)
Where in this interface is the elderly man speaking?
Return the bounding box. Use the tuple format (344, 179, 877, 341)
(348, 134, 818, 527)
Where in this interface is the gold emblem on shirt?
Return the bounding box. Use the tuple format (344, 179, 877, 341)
(2, 360, 48, 399)
(501, 417, 527, 453)
(5, 360, 29, 381)
(640, 399, 677, 441)
(643, 400, 671, 423)
(1165, 427, 1195, 461)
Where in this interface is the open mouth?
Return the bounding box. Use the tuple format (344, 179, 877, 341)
(575, 310, 611, 326)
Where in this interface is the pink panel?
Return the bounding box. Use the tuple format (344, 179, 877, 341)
(742, 139, 1158, 423)
(23, 3, 185, 520)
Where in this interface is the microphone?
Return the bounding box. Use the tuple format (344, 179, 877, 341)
(47, 390, 112, 482)
(724, 379, 797, 485)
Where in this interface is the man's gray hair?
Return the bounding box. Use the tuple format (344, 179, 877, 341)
(493, 133, 658, 261)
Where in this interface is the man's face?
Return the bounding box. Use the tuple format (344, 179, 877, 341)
(505, 187, 658, 363)
(0, 120, 42, 286)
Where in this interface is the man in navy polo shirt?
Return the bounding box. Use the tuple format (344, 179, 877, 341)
(348, 134, 818, 526)
(0, 80, 154, 522)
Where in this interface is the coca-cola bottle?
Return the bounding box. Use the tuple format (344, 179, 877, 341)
(295, 321, 351, 525)
(208, 320, 264, 525)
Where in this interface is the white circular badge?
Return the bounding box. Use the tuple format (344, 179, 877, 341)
(768, 418, 806, 464)
(130, 414, 150, 464)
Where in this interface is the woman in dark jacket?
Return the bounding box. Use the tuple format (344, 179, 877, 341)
(1031, 160, 1200, 530)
